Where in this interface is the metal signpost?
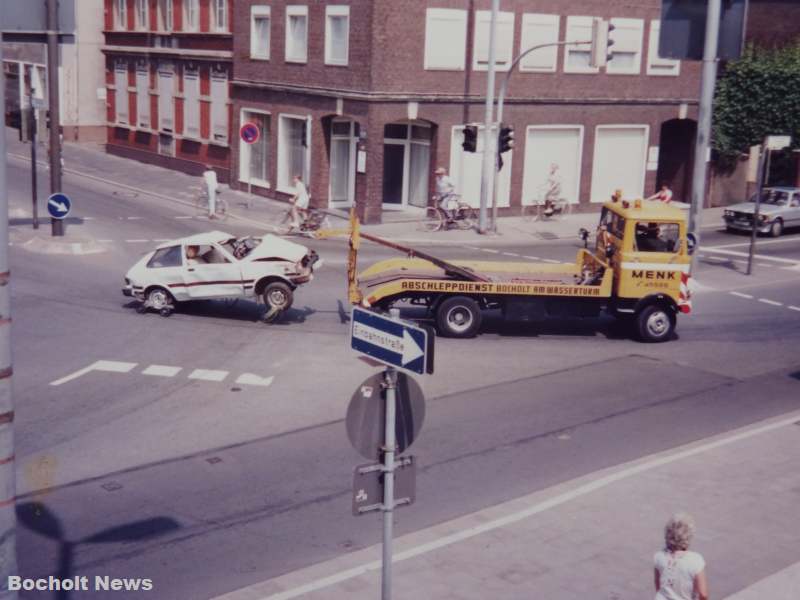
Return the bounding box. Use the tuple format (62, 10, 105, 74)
(348, 307, 433, 600)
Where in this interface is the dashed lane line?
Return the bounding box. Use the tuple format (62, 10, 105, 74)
(188, 369, 229, 382)
(125, 239, 150, 243)
(789, 306, 800, 312)
(523, 256, 541, 261)
(758, 298, 783, 307)
(142, 365, 182, 377)
(730, 292, 753, 299)
(502, 252, 521, 257)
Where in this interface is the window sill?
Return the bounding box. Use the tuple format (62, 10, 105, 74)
(423, 66, 466, 72)
(250, 55, 270, 61)
(324, 61, 349, 67)
(285, 58, 308, 64)
(240, 178, 271, 189)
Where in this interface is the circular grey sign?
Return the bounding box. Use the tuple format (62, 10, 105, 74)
(346, 372, 425, 461)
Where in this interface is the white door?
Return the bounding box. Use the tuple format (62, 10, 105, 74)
(590, 126, 649, 202)
(182, 244, 244, 299)
(329, 120, 356, 207)
(522, 126, 583, 206)
(449, 125, 512, 208)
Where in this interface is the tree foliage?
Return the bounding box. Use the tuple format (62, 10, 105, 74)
(713, 43, 800, 170)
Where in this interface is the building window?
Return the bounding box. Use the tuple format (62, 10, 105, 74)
(239, 110, 271, 186)
(135, 66, 150, 128)
(607, 18, 644, 75)
(519, 14, 559, 72)
(116, 0, 127, 30)
(183, 67, 200, 138)
(522, 126, 584, 207)
(647, 21, 680, 76)
(184, 0, 199, 31)
(285, 6, 308, 63)
(383, 123, 432, 208)
(330, 119, 358, 206)
(157, 63, 174, 132)
(564, 16, 596, 73)
(325, 6, 349, 66)
(136, 0, 149, 30)
(250, 6, 270, 59)
(424, 8, 467, 71)
(278, 115, 309, 192)
(158, 0, 173, 31)
(474, 10, 515, 71)
(210, 72, 228, 143)
(114, 64, 129, 125)
(213, 0, 228, 32)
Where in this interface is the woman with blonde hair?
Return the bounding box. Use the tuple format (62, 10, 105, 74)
(654, 512, 708, 600)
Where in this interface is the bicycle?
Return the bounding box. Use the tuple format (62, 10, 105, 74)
(521, 197, 572, 222)
(422, 195, 478, 232)
(277, 207, 331, 235)
(194, 188, 229, 221)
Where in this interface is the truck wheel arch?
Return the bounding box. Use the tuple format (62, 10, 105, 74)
(633, 294, 678, 343)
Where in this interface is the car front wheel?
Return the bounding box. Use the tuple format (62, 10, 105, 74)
(770, 218, 783, 237)
(635, 304, 675, 343)
(146, 287, 173, 311)
(263, 281, 294, 312)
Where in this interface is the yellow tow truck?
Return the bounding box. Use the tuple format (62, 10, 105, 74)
(347, 197, 693, 343)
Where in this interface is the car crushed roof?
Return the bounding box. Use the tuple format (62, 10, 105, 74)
(155, 231, 234, 249)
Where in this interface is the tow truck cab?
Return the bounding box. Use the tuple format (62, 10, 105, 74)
(349, 198, 692, 343)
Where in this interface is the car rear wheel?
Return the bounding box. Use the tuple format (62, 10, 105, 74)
(436, 296, 482, 338)
(770, 218, 783, 237)
(635, 304, 675, 343)
(146, 287, 172, 311)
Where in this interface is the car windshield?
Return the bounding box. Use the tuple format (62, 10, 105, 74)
(751, 190, 790, 205)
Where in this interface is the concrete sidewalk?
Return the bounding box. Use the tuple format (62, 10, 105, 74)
(213, 410, 800, 600)
(4, 130, 725, 246)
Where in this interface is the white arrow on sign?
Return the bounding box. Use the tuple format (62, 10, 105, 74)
(352, 321, 424, 367)
(48, 199, 68, 213)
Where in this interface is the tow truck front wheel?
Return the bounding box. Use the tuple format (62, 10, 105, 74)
(635, 305, 675, 343)
(436, 296, 482, 338)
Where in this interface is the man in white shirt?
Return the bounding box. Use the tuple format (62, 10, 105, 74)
(435, 167, 457, 220)
(203, 165, 219, 219)
(290, 174, 310, 229)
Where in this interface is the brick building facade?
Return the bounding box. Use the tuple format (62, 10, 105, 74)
(230, 0, 707, 223)
(102, 0, 234, 180)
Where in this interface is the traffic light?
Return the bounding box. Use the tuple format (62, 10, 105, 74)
(498, 124, 514, 154)
(590, 17, 615, 68)
(462, 125, 478, 153)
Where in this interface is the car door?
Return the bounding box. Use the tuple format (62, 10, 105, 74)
(181, 243, 244, 299)
(144, 245, 189, 301)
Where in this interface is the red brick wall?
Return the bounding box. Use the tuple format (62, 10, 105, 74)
(746, 0, 800, 48)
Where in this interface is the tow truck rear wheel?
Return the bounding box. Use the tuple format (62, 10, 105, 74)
(436, 296, 482, 338)
(635, 304, 675, 343)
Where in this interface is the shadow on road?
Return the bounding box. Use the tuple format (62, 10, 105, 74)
(15, 502, 180, 599)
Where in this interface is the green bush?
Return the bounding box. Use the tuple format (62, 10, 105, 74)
(713, 43, 800, 171)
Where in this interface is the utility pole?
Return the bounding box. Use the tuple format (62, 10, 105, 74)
(478, 0, 499, 234)
(47, 0, 64, 237)
(0, 39, 21, 600)
(688, 0, 722, 270)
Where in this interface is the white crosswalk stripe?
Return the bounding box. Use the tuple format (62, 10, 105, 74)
(188, 369, 229, 382)
(142, 365, 182, 377)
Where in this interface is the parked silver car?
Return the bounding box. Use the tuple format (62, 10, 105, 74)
(723, 186, 800, 237)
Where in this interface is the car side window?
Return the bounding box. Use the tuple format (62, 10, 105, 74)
(185, 244, 230, 265)
(147, 246, 182, 268)
(634, 222, 679, 253)
(791, 194, 800, 208)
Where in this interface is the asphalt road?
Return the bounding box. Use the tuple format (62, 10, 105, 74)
(6, 157, 800, 599)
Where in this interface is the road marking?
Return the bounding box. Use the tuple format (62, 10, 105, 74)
(481, 249, 499, 254)
(523, 256, 541, 261)
(789, 306, 800, 312)
(125, 239, 149, 243)
(188, 369, 229, 382)
(82, 217, 95, 221)
(174, 216, 193, 220)
(542, 258, 562, 264)
(236, 373, 275, 387)
(759, 298, 783, 307)
(502, 252, 520, 257)
(152, 239, 171, 242)
(142, 365, 182, 377)
(50, 360, 138, 386)
(126, 216, 143, 220)
(707, 237, 800, 250)
(243, 412, 800, 600)
(729, 292, 753, 299)
(698, 247, 799, 265)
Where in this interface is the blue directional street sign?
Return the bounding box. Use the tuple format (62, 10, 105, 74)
(47, 193, 71, 219)
(351, 307, 433, 375)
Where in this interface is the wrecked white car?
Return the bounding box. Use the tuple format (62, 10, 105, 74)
(122, 231, 320, 321)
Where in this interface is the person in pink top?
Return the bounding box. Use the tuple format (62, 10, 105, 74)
(648, 183, 674, 203)
(654, 513, 709, 600)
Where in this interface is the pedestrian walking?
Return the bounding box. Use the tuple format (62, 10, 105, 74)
(202, 165, 219, 219)
(653, 512, 709, 600)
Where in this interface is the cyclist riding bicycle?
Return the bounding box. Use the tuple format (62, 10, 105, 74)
(434, 167, 457, 221)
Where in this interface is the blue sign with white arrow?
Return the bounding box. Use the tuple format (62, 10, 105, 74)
(351, 307, 433, 375)
(47, 193, 71, 219)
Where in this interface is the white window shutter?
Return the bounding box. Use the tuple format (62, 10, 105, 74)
(519, 14, 559, 71)
(424, 9, 467, 70)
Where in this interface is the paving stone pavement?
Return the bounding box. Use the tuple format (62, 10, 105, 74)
(213, 411, 800, 600)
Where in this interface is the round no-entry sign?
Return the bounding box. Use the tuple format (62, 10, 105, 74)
(240, 122, 260, 144)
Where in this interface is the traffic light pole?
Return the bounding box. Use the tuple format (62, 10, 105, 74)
(688, 0, 722, 272)
(478, 0, 499, 234)
(490, 41, 589, 232)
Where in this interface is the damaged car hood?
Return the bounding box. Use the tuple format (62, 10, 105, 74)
(246, 234, 310, 263)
